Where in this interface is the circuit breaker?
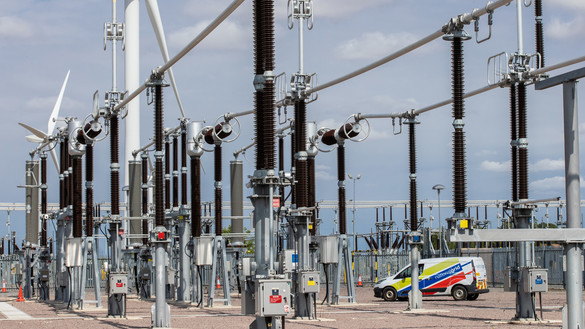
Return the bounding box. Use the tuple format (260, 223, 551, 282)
(300, 271, 320, 294)
(523, 268, 548, 293)
(109, 273, 128, 294)
(256, 279, 291, 317)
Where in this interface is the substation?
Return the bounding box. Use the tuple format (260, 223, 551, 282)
(3, 0, 585, 328)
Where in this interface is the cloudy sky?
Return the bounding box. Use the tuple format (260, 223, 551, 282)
(1, 0, 584, 242)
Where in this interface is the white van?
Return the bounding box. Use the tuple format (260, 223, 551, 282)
(373, 257, 489, 301)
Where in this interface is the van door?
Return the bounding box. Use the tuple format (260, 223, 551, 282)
(393, 264, 424, 297)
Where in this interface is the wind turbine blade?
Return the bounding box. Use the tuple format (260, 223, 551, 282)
(50, 147, 60, 173)
(25, 135, 44, 143)
(19, 123, 48, 139)
(145, 0, 186, 118)
(48, 70, 70, 135)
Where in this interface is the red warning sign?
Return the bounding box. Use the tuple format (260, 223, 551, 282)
(272, 198, 280, 208)
(269, 295, 282, 303)
(116, 282, 123, 288)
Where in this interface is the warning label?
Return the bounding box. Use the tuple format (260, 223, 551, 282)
(269, 295, 282, 303)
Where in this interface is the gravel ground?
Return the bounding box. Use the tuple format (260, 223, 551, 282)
(0, 287, 569, 328)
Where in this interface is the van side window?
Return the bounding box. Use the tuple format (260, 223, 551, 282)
(419, 264, 424, 276)
(397, 266, 411, 279)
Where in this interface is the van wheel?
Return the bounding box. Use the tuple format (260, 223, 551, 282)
(467, 293, 479, 300)
(382, 287, 397, 301)
(451, 286, 467, 301)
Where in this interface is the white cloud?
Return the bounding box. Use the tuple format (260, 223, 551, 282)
(547, 0, 585, 11)
(168, 20, 249, 51)
(532, 158, 564, 172)
(479, 160, 510, 172)
(25, 96, 82, 113)
(315, 164, 335, 181)
(317, 0, 396, 19)
(336, 31, 419, 60)
(0, 16, 34, 38)
(530, 176, 585, 192)
(547, 16, 585, 41)
(530, 176, 565, 192)
(317, 119, 342, 131)
(475, 149, 497, 157)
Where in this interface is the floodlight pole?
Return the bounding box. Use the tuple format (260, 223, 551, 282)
(432, 184, 445, 257)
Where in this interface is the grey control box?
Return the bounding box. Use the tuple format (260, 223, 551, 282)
(256, 279, 291, 317)
(196, 236, 214, 266)
(39, 269, 50, 282)
(140, 267, 151, 280)
(523, 268, 548, 293)
(320, 236, 339, 264)
(300, 271, 320, 294)
(109, 273, 128, 294)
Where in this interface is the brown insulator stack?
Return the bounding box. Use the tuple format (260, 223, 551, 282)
(290, 129, 296, 204)
(191, 156, 201, 237)
(165, 139, 171, 210)
(278, 136, 285, 206)
(40, 154, 47, 246)
(172, 136, 179, 208)
(72, 156, 83, 238)
(154, 84, 165, 227)
(451, 37, 467, 215)
(85, 144, 94, 237)
(294, 101, 308, 209)
(308, 156, 316, 235)
(517, 83, 528, 200)
(535, 0, 545, 68)
(64, 138, 71, 209)
(408, 122, 418, 232)
(110, 116, 120, 216)
(338, 144, 347, 234)
(253, 0, 276, 171)
(60, 141, 66, 210)
(141, 153, 149, 244)
(510, 84, 518, 201)
(214, 144, 223, 236)
(181, 131, 188, 206)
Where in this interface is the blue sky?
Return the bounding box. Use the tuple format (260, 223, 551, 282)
(1, 0, 585, 244)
